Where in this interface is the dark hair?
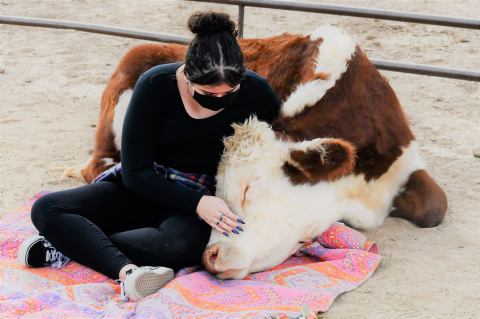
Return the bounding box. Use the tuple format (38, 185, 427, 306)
(184, 11, 245, 87)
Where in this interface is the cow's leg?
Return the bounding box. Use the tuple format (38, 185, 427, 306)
(81, 155, 117, 183)
(82, 149, 119, 184)
(61, 149, 118, 184)
(81, 79, 127, 183)
(81, 107, 120, 183)
(390, 169, 448, 227)
(340, 203, 387, 230)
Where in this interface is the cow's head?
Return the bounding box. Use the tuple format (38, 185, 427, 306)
(202, 116, 356, 279)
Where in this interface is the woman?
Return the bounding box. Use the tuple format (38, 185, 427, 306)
(16, 11, 280, 302)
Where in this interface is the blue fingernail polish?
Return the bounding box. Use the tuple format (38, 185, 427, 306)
(236, 226, 244, 232)
(232, 229, 239, 234)
(223, 232, 229, 237)
(237, 218, 245, 224)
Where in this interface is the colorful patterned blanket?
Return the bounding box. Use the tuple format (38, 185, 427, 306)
(0, 191, 381, 319)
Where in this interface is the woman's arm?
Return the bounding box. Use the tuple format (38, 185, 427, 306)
(120, 73, 204, 214)
(254, 80, 281, 124)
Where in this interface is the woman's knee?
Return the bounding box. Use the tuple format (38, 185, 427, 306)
(163, 215, 210, 247)
(30, 192, 68, 233)
(150, 215, 212, 265)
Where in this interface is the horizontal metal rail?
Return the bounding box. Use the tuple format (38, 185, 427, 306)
(187, 0, 480, 30)
(1, 15, 479, 81)
(0, 15, 190, 44)
(371, 59, 479, 81)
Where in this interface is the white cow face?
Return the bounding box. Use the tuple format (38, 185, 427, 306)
(202, 116, 356, 279)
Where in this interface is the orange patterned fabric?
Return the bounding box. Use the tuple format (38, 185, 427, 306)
(0, 191, 381, 318)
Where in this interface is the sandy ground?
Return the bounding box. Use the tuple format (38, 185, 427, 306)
(1, 0, 479, 318)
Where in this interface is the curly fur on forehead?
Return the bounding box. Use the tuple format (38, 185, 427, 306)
(218, 116, 275, 171)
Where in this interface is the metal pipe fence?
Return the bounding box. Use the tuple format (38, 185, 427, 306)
(0, 15, 190, 44)
(187, 0, 480, 81)
(1, 6, 479, 82)
(187, 0, 479, 30)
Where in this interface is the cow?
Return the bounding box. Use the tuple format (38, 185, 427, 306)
(64, 25, 447, 277)
(202, 115, 422, 279)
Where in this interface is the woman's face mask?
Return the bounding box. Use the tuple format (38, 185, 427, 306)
(189, 81, 240, 111)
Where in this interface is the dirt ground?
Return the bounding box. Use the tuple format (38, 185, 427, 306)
(1, 0, 479, 318)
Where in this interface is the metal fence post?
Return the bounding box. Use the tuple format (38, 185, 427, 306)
(238, 5, 245, 38)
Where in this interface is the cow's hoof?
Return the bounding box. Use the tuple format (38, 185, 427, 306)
(390, 169, 448, 228)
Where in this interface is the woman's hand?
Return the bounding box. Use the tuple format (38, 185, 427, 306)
(196, 195, 245, 237)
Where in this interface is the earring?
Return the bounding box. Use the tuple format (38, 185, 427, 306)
(186, 80, 194, 96)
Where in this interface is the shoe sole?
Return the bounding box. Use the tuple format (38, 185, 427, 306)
(17, 235, 44, 267)
(126, 267, 175, 301)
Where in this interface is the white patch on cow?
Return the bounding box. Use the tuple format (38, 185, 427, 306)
(338, 140, 426, 229)
(112, 89, 133, 151)
(208, 116, 426, 278)
(280, 25, 356, 118)
(100, 157, 116, 167)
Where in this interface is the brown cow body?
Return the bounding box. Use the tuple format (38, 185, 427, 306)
(65, 25, 447, 228)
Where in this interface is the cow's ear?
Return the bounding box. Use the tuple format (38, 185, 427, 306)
(282, 138, 356, 185)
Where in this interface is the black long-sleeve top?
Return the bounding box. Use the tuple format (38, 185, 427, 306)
(120, 62, 281, 214)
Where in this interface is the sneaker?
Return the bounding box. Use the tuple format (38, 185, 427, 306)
(115, 266, 175, 302)
(17, 234, 71, 268)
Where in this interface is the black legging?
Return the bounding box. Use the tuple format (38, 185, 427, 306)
(30, 179, 212, 280)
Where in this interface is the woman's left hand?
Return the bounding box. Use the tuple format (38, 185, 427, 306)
(196, 195, 245, 236)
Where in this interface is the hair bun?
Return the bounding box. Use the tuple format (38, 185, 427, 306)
(188, 11, 237, 37)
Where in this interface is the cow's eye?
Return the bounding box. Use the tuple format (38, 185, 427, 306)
(241, 184, 249, 207)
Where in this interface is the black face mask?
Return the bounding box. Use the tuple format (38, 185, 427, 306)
(191, 86, 239, 111)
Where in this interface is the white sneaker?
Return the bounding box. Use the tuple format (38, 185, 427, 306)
(115, 266, 175, 302)
(17, 235, 71, 268)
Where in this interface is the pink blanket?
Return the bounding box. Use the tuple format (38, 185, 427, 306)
(0, 190, 381, 318)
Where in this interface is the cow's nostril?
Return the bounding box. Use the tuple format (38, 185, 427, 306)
(202, 243, 221, 274)
(209, 251, 218, 263)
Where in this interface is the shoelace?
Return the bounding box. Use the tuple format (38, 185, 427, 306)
(115, 266, 138, 302)
(42, 240, 71, 268)
(115, 279, 128, 302)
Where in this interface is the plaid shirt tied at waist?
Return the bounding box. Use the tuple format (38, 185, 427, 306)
(92, 161, 216, 196)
